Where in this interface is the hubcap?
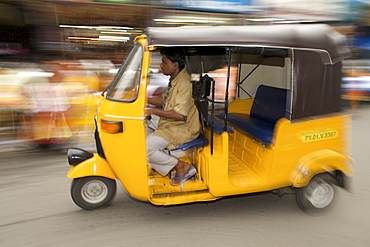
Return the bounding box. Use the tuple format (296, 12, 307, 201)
(308, 182, 334, 209)
(81, 180, 108, 204)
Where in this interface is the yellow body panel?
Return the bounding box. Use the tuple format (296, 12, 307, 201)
(273, 114, 353, 187)
(67, 153, 116, 179)
(95, 37, 151, 201)
(228, 98, 253, 114)
(290, 149, 354, 188)
(197, 102, 353, 197)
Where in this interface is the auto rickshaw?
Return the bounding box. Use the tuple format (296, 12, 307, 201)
(67, 24, 354, 214)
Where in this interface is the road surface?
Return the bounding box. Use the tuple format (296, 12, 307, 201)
(1, 106, 370, 247)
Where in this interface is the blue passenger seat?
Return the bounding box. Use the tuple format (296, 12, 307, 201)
(226, 85, 288, 145)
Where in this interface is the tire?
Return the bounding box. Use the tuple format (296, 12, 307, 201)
(296, 173, 339, 215)
(71, 176, 117, 210)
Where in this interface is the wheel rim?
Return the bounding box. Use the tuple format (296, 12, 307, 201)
(81, 180, 108, 204)
(308, 182, 334, 209)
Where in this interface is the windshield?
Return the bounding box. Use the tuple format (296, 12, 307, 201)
(107, 44, 143, 101)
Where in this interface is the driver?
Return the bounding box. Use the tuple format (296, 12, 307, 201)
(146, 47, 200, 186)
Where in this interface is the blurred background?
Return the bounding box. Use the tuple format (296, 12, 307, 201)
(1, 0, 369, 153)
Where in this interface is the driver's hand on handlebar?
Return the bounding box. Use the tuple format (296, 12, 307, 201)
(145, 107, 156, 117)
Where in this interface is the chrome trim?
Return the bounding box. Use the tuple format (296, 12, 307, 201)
(99, 114, 145, 120)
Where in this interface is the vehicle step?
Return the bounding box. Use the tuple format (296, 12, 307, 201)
(152, 189, 209, 197)
(149, 188, 217, 205)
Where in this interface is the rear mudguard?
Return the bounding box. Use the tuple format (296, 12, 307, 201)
(291, 149, 354, 189)
(67, 153, 116, 179)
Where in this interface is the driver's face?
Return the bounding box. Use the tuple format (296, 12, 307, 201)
(160, 55, 178, 78)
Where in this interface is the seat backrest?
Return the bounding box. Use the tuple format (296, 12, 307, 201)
(250, 85, 288, 124)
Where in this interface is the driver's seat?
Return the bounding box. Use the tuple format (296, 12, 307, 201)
(164, 134, 208, 158)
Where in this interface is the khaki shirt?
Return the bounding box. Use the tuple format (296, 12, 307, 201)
(154, 69, 200, 146)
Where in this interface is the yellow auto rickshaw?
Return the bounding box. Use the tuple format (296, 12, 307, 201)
(67, 24, 354, 214)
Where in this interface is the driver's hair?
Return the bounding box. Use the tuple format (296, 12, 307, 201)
(160, 47, 186, 71)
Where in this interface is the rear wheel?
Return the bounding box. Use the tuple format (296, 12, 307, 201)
(296, 173, 339, 215)
(71, 176, 116, 210)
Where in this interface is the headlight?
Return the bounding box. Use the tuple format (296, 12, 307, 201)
(67, 148, 93, 166)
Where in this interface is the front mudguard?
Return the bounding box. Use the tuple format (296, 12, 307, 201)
(291, 149, 354, 190)
(67, 152, 116, 179)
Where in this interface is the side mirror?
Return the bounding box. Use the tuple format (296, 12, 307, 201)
(101, 87, 108, 96)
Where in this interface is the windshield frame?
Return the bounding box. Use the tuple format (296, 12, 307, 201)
(106, 44, 143, 103)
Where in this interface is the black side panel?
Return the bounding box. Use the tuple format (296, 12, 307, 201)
(291, 50, 342, 119)
(94, 120, 106, 159)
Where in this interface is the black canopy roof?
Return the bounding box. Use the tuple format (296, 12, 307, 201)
(144, 24, 350, 64)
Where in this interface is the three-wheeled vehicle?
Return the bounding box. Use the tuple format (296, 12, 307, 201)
(67, 24, 354, 214)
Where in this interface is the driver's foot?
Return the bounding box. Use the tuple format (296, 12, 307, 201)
(170, 161, 196, 186)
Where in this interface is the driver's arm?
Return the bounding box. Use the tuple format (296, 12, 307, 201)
(146, 108, 185, 121)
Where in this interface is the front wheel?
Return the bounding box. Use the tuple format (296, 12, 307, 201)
(296, 173, 339, 215)
(71, 176, 117, 210)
